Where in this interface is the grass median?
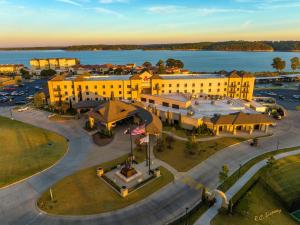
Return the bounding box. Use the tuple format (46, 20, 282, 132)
(37, 155, 174, 215)
(0, 116, 68, 188)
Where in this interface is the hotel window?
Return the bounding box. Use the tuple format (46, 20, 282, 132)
(73, 97, 75, 101)
(238, 82, 240, 85)
(110, 85, 113, 88)
(65, 91, 68, 95)
(95, 98, 98, 101)
(217, 89, 220, 92)
(200, 89, 203, 93)
(141, 98, 147, 102)
(224, 88, 227, 91)
(184, 83, 187, 87)
(177, 84, 180, 87)
(87, 98, 90, 101)
(169, 84, 172, 87)
(85, 85, 88, 90)
(169, 90, 171, 93)
(209, 83, 212, 86)
(208, 89, 211, 92)
(192, 83, 195, 87)
(218, 83, 221, 86)
(86, 92, 89, 95)
(65, 98, 68, 101)
(71, 85, 74, 88)
(162, 84, 165, 87)
(176, 90, 179, 93)
(224, 82, 227, 85)
(103, 91, 106, 95)
(184, 90, 187, 93)
(119, 85, 122, 88)
(162, 90, 165, 93)
(127, 91, 131, 94)
(162, 102, 169, 107)
(192, 90, 195, 93)
(201, 83, 203, 87)
(172, 104, 179, 109)
(95, 92, 98, 95)
(149, 99, 155, 104)
(64, 85, 67, 89)
(237, 88, 240, 91)
(102, 85, 105, 89)
(127, 85, 131, 88)
(72, 91, 75, 94)
(119, 91, 122, 94)
(94, 85, 97, 89)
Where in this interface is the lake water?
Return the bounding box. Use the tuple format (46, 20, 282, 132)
(0, 50, 300, 72)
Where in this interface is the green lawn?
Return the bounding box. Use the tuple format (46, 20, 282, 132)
(212, 155, 300, 225)
(0, 116, 68, 188)
(154, 134, 245, 172)
(265, 155, 300, 209)
(296, 106, 300, 111)
(37, 155, 174, 215)
(163, 126, 211, 139)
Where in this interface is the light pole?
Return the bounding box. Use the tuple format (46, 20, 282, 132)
(276, 139, 280, 151)
(238, 163, 242, 178)
(185, 207, 189, 225)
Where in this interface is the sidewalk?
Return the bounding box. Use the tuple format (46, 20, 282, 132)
(194, 148, 300, 225)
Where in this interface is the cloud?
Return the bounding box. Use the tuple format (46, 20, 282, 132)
(56, 0, 82, 7)
(99, 0, 128, 3)
(93, 7, 123, 17)
(145, 5, 254, 16)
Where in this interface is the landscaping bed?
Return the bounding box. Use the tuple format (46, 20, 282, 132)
(92, 131, 114, 146)
(154, 134, 245, 172)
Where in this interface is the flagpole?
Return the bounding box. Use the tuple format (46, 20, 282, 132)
(130, 124, 133, 158)
(144, 120, 148, 167)
(148, 134, 151, 175)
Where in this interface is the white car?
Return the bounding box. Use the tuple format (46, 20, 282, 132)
(17, 107, 29, 112)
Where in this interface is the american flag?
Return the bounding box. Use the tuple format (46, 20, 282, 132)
(131, 124, 146, 136)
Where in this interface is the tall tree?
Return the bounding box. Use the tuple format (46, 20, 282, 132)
(156, 59, 166, 74)
(40, 69, 56, 77)
(291, 57, 300, 72)
(142, 61, 152, 68)
(271, 57, 286, 72)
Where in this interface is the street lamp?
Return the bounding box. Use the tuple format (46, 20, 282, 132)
(238, 163, 242, 178)
(185, 207, 189, 225)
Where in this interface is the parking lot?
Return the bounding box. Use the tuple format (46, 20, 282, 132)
(254, 89, 300, 110)
(0, 79, 48, 106)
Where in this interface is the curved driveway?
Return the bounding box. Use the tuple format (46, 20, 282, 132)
(0, 107, 300, 225)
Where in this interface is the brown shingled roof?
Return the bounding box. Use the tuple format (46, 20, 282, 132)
(211, 112, 274, 125)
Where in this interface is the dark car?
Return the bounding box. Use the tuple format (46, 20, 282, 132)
(15, 101, 26, 105)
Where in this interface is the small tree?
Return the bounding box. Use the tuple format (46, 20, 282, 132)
(272, 57, 286, 72)
(40, 69, 56, 77)
(165, 135, 175, 149)
(186, 135, 197, 155)
(266, 156, 276, 176)
(219, 164, 229, 182)
(291, 57, 300, 72)
(142, 61, 152, 69)
(34, 92, 46, 108)
(156, 137, 165, 152)
(156, 59, 166, 74)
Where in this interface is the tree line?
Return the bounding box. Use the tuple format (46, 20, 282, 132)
(1, 41, 300, 52)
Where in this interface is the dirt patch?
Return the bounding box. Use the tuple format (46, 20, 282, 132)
(92, 132, 114, 146)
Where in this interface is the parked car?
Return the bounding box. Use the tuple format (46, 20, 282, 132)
(17, 106, 29, 112)
(15, 101, 26, 105)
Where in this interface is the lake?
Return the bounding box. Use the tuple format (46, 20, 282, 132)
(0, 50, 300, 72)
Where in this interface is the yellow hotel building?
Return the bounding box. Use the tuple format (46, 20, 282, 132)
(48, 71, 255, 105)
(30, 58, 80, 71)
(0, 64, 24, 74)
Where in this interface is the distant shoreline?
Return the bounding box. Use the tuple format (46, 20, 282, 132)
(0, 41, 300, 52)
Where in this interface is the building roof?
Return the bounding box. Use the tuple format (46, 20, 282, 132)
(210, 112, 274, 125)
(93, 100, 138, 123)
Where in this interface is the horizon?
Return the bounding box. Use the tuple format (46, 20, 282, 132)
(1, 0, 300, 47)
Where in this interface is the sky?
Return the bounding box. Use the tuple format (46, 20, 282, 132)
(0, 0, 300, 47)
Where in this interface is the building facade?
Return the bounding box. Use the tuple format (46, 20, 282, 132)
(48, 71, 255, 105)
(30, 58, 80, 71)
(0, 64, 24, 74)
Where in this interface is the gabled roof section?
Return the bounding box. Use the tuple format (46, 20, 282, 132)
(50, 75, 66, 81)
(130, 71, 153, 80)
(210, 112, 274, 125)
(93, 100, 138, 123)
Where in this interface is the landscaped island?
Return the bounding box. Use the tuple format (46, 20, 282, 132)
(0, 116, 68, 188)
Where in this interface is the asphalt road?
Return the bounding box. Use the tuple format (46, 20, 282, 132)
(0, 108, 300, 225)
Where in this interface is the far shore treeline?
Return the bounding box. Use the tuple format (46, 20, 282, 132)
(1, 41, 300, 52)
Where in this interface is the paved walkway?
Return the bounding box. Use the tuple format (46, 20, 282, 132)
(194, 148, 300, 225)
(0, 107, 300, 225)
(162, 130, 271, 142)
